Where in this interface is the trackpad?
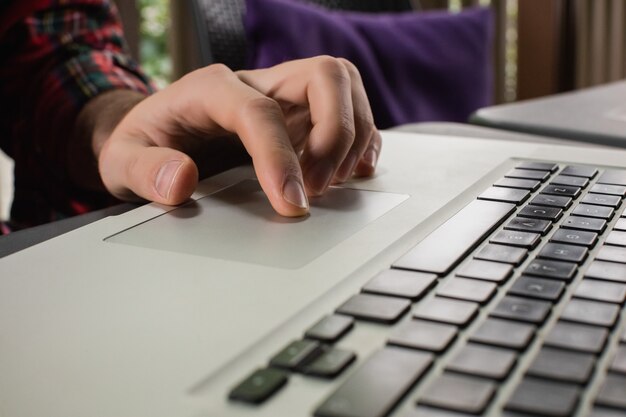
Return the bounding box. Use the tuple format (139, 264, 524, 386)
(105, 180, 408, 269)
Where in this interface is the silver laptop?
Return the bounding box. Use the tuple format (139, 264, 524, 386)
(1, 131, 625, 417)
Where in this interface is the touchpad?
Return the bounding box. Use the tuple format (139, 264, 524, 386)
(105, 180, 408, 269)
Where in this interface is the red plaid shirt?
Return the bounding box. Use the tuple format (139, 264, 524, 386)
(0, 0, 155, 233)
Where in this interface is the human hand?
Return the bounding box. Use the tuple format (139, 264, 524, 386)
(97, 56, 381, 216)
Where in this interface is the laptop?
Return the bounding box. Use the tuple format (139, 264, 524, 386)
(0, 130, 625, 417)
(471, 80, 626, 148)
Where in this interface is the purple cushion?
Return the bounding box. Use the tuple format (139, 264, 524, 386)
(244, 0, 493, 128)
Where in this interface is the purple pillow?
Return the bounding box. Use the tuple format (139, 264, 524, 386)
(244, 0, 493, 129)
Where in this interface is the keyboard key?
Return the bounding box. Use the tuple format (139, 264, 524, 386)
(229, 368, 288, 404)
(524, 259, 577, 281)
(590, 183, 626, 197)
(605, 230, 626, 247)
(613, 218, 626, 231)
(560, 299, 620, 328)
(582, 194, 622, 208)
(336, 294, 410, 324)
(505, 377, 581, 416)
(388, 320, 457, 353)
(538, 242, 588, 264)
(516, 161, 558, 172)
(490, 295, 551, 324)
(544, 321, 608, 354)
(314, 347, 433, 417)
(474, 243, 527, 265)
(418, 373, 496, 414)
(573, 279, 626, 304)
(303, 348, 356, 378)
(478, 187, 530, 204)
(551, 175, 589, 188)
(571, 204, 614, 220)
(490, 230, 541, 248)
(595, 374, 626, 410)
(585, 261, 626, 283)
(436, 277, 496, 304)
(561, 165, 598, 178)
(446, 343, 517, 380)
(413, 297, 478, 327)
(530, 194, 572, 209)
(541, 184, 581, 198)
(362, 269, 436, 300)
(609, 346, 626, 375)
(598, 168, 626, 186)
(393, 200, 515, 276)
(456, 259, 513, 283)
(527, 347, 595, 384)
(305, 315, 354, 343)
(269, 339, 323, 370)
(508, 276, 565, 301)
(562, 215, 607, 233)
(550, 228, 598, 247)
(589, 407, 626, 417)
(494, 177, 540, 191)
(469, 318, 535, 350)
(505, 217, 552, 235)
(596, 245, 626, 264)
(518, 205, 562, 221)
(406, 407, 483, 417)
(505, 168, 549, 181)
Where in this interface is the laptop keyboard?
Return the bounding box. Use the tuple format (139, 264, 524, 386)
(228, 161, 626, 416)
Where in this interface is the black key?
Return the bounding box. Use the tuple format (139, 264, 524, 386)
(610, 346, 626, 375)
(595, 374, 626, 410)
(530, 194, 572, 209)
(505, 217, 552, 235)
(474, 243, 527, 265)
(456, 259, 513, 283)
(413, 297, 478, 327)
(479, 187, 530, 205)
(446, 343, 517, 380)
(524, 259, 577, 281)
(362, 269, 436, 300)
(560, 299, 620, 328)
(508, 276, 565, 301)
(229, 368, 288, 404)
(506, 168, 550, 181)
(598, 169, 626, 186)
(388, 320, 457, 352)
(527, 347, 595, 384)
(541, 184, 581, 198)
(303, 348, 356, 378)
(505, 377, 581, 417)
(544, 321, 608, 354)
(518, 205, 562, 221)
(562, 215, 607, 233)
(490, 230, 540, 248)
(393, 200, 515, 275)
(550, 228, 598, 247)
(516, 161, 558, 172)
(613, 218, 626, 231)
(469, 318, 535, 350)
(574, 279, 626, 304)
(269, 339, 323, 370)
(582, 194, 622, 208)
(598, 246, 626, 266)
(314, 347, 433, 417)
(490, 295, 551, 324)
(551, 174, 589, 188)
(571, 204, 614, 220)
(538, 242, 588, 264)
(418, 373, 496, 414)
(305, 315, 354, 343)
(494, 177, 540, 191)
(436, 277, 496, 304)
(336, 294, 410, 324)
(590, 183, 626, 197)
(605, 230, 626, 247)
(589, 406, 626, 417)
(561, 165, 598, 178)
(585, 261, 626, 283)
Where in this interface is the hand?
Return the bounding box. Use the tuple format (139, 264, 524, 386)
(97, 56, 381, 216)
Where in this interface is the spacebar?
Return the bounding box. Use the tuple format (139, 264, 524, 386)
(393, 199, 515, 276)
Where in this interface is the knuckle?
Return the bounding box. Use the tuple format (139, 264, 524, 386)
(337, 57, 360, 78)
(203, 63, 232, 77)
(315, 56, 351, 85)
(240, 96, 282, 120)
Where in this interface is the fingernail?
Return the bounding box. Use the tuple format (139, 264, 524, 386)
(308, 160, 334, 194)
(282, 176, 309, 209)
(336, 152, 358, 181)
(155, 160, 183, 199)
(364, 149, 378, 168)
